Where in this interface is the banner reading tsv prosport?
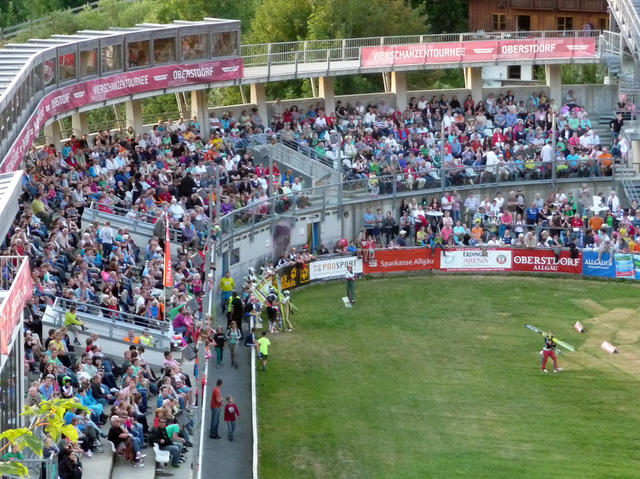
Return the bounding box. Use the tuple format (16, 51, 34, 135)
(361, 37, 596, 68)
(2, 58, 244, 173)
(310, 257, 363, 281)
(363, 248, 438, 274)
(440, 249, 512, 272)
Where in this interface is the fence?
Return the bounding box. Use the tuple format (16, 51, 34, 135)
(48, 296, 174, 349)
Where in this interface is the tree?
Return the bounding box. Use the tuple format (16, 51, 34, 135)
(247, 0, 312, 43)
(411, 0, 469, 34)
(0, 399, 88, 478)
(307, 0, 427, 40)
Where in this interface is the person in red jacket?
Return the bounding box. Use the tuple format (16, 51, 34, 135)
(209, 379, 223, 439)
(224, 396, 240, 441)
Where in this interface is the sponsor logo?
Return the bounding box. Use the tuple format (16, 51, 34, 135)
(73, 91, 85, 99)
(153, 75, 168, 81)
(567, 45, 589, 51)
(514, 256, 580, 266)
(379, 258, 434, 268)
(222, 66, 240, 73)
(496, 255, 507, 265)
(472, 48, 493, 54)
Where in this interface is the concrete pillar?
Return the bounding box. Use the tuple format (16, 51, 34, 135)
(318, 76, 336, 114)
(465, 67, 483, 104)
(391, 71, 407, 111)
(43, 121, 61, 147)
(545, 64, 562, 104)
(250, 83, 268, 126)
(71, 112, 89, 138)
(632, 140, 640, 172)
(125, 99, 144, 137)
(191, 89, 210, 140)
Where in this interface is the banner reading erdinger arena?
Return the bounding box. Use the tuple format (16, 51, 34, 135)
(440, 249, 512, 272)
(361, 37, 596, 67)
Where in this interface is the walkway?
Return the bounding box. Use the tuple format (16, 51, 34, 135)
(201, 337, 253, 478)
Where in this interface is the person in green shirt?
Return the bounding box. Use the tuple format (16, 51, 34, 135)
(257, 331, 271, 372)
(2, 444, 25, 461)
(64, 305, 85, 346)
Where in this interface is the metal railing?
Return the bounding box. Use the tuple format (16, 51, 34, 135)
(214, 158, 617, 243)
(608, 0, 640, 59)
(49, 296, 174, 349)
(84, 201, 184, 238)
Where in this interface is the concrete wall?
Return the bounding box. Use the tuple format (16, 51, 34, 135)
(218, 208, 344, 289)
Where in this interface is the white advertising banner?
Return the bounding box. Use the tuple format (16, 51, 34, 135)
(310, 257, 363, 280)
(440, 249, 512, 272)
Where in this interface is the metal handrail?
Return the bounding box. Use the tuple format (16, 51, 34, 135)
(85, 201, 184, 236)
(609, 0, 640, 59)
(51, 296, 170, 331)
(215, 157, 616, 243)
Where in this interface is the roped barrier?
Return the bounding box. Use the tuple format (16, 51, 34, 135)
(272, 247, 640, 286)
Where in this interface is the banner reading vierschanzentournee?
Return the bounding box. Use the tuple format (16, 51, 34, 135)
(582, 251, 616, 278)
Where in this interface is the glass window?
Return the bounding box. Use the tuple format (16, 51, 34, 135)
(212, 32, 238, 57)
(80, 48, 98, 77)
(102, 44, 123, 73)
(154, 37, 176, 64)
(0, 340, 20, 438)
(59, 53, 76, 82)
(34, 62, 44, 93)
(557, 17, 573, 31)
(128, 40, 150, 68)
(492, 14, 506, 31)
(181, 34, 208, 60)
(43, 58, 56, 88)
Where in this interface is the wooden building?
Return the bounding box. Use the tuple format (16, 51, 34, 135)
(469, 0, 610, 33)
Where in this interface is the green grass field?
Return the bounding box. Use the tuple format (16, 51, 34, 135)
(257, 275, 640, 478)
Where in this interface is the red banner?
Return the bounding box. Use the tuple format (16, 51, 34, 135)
(512, 249, 582, 274)
(2, 58, 244, 173)
(1, 262, 34, 356)
(361, 37, 596, 67)
(164, 220, 173, 287)
(87, 58, 244, 103)
(363, 248, 438, 274)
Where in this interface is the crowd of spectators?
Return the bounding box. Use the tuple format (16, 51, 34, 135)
(25, 328, 195, 472)
(350, 186, 640, 259)
(263, 90, 626, 194)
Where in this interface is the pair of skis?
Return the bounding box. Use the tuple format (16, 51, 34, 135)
(525, 324, 575, 351)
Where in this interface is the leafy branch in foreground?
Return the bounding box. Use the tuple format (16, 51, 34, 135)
(0, 399, 89, 478)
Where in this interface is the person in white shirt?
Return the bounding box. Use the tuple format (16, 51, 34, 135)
(314, 115, 327, 132)
(494, 192, 505, 209)
(99, 221, 115, 259)
(417, 96, 427, 110)
(540, 142, 554, 163)
(105, 157, 117, 171)
(607, 191, 620, 212)
(484, 146, 499, 180)
(364, 110, 376, 127)
(168, 199, 185, 221)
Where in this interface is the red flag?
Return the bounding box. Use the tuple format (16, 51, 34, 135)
(164, 220, 173, 287)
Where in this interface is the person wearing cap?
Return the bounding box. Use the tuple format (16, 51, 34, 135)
(139, 329, 154, 346)
(397, 230, 407, 247)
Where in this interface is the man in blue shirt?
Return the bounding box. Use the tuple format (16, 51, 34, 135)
(526, 202, 539, 225)
(363, 207, 376, 236)
(39, 375, 56, 400)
